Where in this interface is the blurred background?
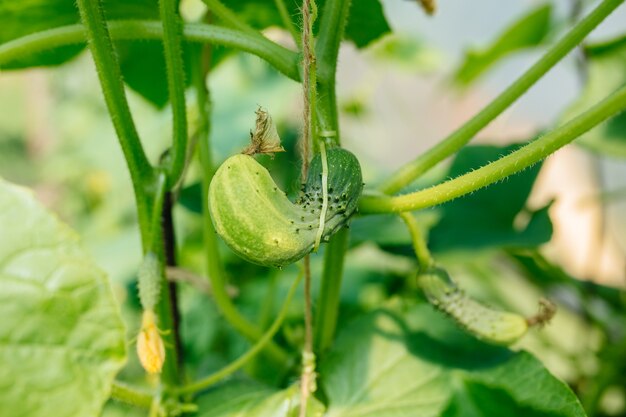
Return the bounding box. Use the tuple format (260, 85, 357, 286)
(1, 0, 625, 415)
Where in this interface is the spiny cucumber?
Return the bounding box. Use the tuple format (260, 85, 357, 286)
(209, 148, 363, 267)
(418, 267, 529, 345)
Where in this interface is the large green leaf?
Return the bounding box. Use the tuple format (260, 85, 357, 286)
(454, 4, 553, 85)
(0, 179, 126, 417)
(219, 0, 391, 48)
(320, 306, 586, 417)
(563, 34, 626, 158)
(429, 144, 552, 252)
(196, 381, 325, 416)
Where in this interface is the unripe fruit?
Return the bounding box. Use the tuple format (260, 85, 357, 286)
(138, 252, 161, 311)
(418, 267, 528, 346)
(209, 148, 363, 267)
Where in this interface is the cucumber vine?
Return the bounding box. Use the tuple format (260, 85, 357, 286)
(7, 0, 624, 413)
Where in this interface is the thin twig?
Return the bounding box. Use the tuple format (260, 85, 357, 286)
(300, 1, 317, 414)
(166, 266, 239, 297)
(176, 272, 303, 395)
(300, 255, 315, 417)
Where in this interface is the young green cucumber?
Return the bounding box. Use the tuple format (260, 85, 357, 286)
(138, 252, 162, 311)
(209, 148, 363, 267)
(418, 267, 528, 345)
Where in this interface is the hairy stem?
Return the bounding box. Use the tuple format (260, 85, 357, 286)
(201, 0, 256, 34)
(75, 0, 154, 249)
(314, 227, 349, 353)
(300, 1, 318, 414)
(360, 83, 626, 214)
(378, 0, 625, 194)
(151, 172, 183, 387)
(0, 21, 300, 81)
(110, 381, 153, 409)
(314, 0, 351, 147)
(399, 212, 433, 271)
(192, 41, 290, 365)
(310, 0, 350, 358)
(274, 0, 301, 47)
(176, 272, 303, 395)
(159, 0, 188, 186)
(315, 0, 351, 84)
(162, 191, 184, 374)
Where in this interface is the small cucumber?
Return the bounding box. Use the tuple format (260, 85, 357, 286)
(209, 148, 363, 267)
(418, 267, 528, 346)
(138, 252, 162, 311)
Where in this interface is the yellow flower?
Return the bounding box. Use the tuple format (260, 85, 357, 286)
(137, 309, 165, 374)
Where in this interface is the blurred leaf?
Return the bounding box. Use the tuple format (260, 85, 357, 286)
(350, 214, 413, 247)
(0, 178, 127, 417)
(320, 306, 586, 417)
(219, 0, 390, 48)
(0, 0, 159, 69)
(366, 33, 442, 72)
(196, 381, 325, 416)
(510, 249, 626, 323)
(0, 0, 199, 107)
(179, 181, 203, 213)
(342, 0, 391, 48)
(430, 144, 552, 252)
(454, 4, 552, 85)
(563, 34, 626, 158)
(117, 40, 189, 108)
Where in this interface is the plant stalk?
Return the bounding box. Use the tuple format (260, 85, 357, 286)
(110, 381, 153, 409)
(399, 212, 433, 271)
(75, 0, 154, 249)
(159, 0, 189, 187)
(151, 172, 184, 387)
(201, 0, 256, 34)
(192, 39, 290, 365)
(176, 272, 303, 395)
(314, 0, 351, 147)
(0, 21, 301, 82)
(314, 227, 349, 353)
(360, 83, 626, 214)
(378, 0, 625, 194)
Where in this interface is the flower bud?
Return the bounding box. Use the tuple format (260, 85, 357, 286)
(136, 309, 165, 374)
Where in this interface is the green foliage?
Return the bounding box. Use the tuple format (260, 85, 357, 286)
(0, 0, 192, 108)
(454, 4, 553, 85)
(319, 306, 585, 417)
(0, 178, 127, 417)
(0, 0, 157, 67)
(2, 1, 626, 416)
(196, 381, 325, 416)
(430, 144, 552, 252)
(219, 0, 391, 48)
(564, 34, 626, 158)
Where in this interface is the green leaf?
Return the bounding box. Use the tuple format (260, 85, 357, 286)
(0, 0, 195, 108)
(0, 0, 159, 69)
(196, 381, 325, 416)
(430, 144, 552, 252)
(116, 40, 196, 108)
(219, 0, 391, 48)
(341, 0, 391, 49)
(320, 306, 586, 417)
(563, 34, 626, 158)
(454, 4, 553, 85)
(0, 179, 127, 417)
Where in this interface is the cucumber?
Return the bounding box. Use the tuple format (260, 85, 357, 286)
(209, 148, 363, 267)
(418, 267, 528, 346)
